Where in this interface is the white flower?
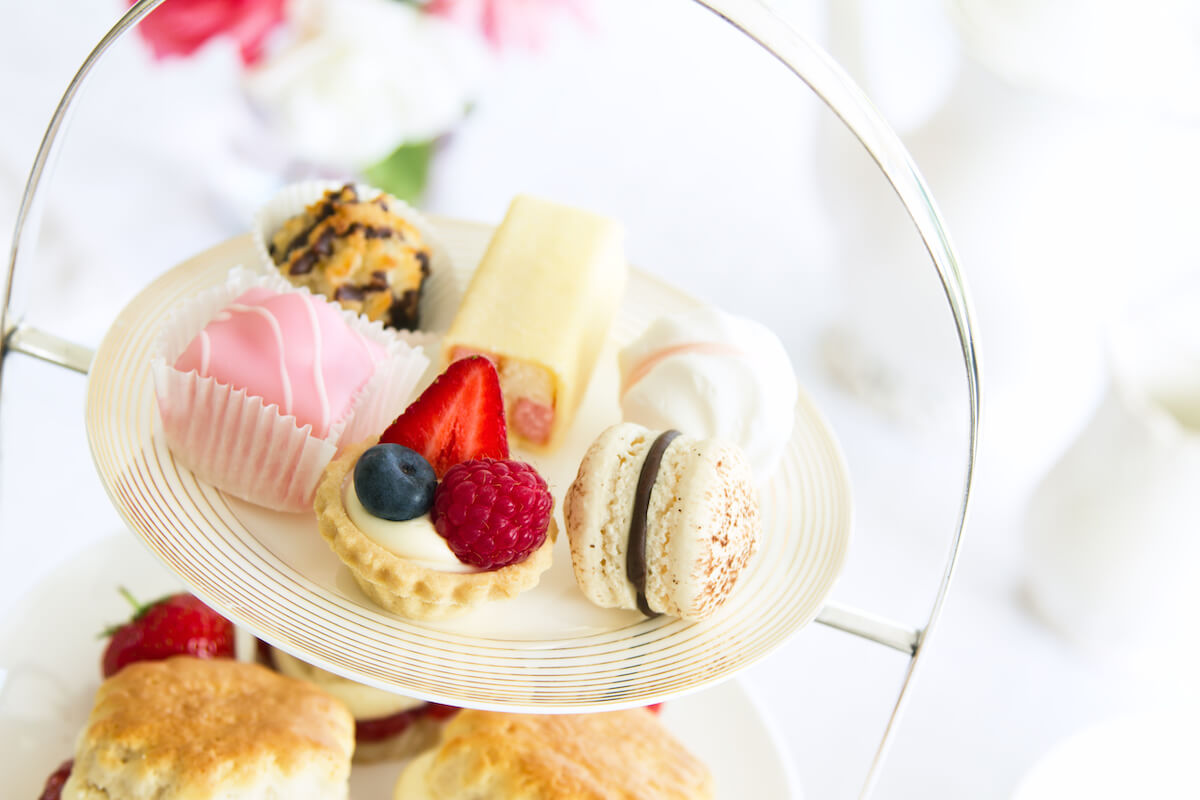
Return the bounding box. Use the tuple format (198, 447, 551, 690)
(245, 0, 486, 170)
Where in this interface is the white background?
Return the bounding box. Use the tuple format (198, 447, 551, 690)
(3, 0, 1200, 797)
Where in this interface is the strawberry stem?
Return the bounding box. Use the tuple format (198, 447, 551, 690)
(99, 586, 170, 639)
(117, 586, 144, 615)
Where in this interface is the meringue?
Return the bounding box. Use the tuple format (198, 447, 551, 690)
(618, 307, 797, 482)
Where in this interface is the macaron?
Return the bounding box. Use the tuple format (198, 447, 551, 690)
(563, 423, 761, 621)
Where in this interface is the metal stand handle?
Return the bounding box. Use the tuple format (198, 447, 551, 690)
(0, 0, 167, 394)
(0, 1, 980, 796)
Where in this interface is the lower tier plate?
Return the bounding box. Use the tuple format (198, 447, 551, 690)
(83, 221, 852, 710)
(0, 533, 802, 798)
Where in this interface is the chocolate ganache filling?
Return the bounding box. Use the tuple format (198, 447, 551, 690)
(627, 429, 680, 617)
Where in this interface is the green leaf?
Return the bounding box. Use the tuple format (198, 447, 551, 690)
(362, 140, 436, 205)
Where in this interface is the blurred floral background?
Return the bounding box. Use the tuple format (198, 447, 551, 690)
(129, 0, 585, 201)
(3, 0, 1200, 797)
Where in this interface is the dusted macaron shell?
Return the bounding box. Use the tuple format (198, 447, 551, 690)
(564, 423, 761, 621)
(174, 287, 385, 438)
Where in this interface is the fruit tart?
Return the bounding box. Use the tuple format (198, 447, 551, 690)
(315, 357, 556, 620)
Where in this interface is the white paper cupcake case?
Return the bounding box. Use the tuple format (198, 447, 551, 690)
(251, 179, 461, 333)
(151, 267, 430, 513)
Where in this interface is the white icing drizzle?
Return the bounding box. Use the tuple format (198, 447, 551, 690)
(354, 320, 380, 365)
(226, 302, 293, 415)
(300, 293, 331, 432)
(197, 330, 211, 375)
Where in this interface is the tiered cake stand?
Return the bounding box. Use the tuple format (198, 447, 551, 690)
(0, 1, 980, 797)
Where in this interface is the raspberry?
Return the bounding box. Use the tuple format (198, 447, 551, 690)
(432, 459, 552, 571)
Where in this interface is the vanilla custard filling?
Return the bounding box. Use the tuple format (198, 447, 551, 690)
(394, 751, 437, 800)
(344, 480, 477, 573)
(272, 648, 425, 720)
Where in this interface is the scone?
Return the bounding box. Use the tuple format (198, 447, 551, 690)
(258, 641, 458, 763)
(61, 656, 354, 800)
(267, 183, 432, 329)
(564, 423, 761, 621)
(394, 708, 714, 799)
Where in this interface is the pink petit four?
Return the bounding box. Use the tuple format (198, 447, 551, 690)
(174, 287, 384, 438)
(153, 269, 428, 512)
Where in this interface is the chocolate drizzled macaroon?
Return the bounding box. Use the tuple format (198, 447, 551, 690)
(268, 183, 431, 330)
(564, 422, 761, 621)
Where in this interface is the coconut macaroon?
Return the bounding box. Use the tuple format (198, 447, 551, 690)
(62, 657, 354, 800)
(394, 709, 713, 800)
(563, 422, 761, 621)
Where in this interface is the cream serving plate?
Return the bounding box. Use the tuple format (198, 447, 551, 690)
(83, 219, 852, 711)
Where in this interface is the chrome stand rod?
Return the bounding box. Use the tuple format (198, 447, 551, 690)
(695, 3, 982, 796)
(3, 324, 94, 374)
(0, 0, 165, 393)
(815, 601, 920, 655)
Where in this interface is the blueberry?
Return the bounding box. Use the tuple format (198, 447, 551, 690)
(353, 444, 437, 521)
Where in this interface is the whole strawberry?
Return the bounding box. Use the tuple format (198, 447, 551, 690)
(432, 459, 552, 570)
(101, 588, 234, 678)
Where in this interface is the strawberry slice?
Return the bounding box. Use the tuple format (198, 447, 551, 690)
(380, 356, 508, 477)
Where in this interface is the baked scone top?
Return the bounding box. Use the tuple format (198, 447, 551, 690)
(68, 657, 354, 797)
(422, 708, 714, 800)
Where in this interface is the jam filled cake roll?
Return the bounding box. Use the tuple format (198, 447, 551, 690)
(443, 195, 628, 452)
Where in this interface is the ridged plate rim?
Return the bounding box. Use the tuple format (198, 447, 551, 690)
(84, 222, 853, 711)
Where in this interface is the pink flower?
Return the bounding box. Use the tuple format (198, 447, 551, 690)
(425, 0, 584, 52)
(130, 0, 287, 66)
